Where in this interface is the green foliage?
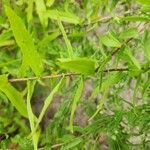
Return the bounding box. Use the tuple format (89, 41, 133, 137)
(58, 58, 96, 75)
(5, 5, 43, 76)
(0, 75, 28, 118)
(1, 0, 150, 149)
(69, 77, 84, 133)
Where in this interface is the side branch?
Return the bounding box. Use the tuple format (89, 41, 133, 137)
(8, 68, 130, 83)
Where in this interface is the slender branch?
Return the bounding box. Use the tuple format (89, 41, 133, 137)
(8, 73, 79, 83)
(8, 68, 129, 83)
(8, 66, 150, 83)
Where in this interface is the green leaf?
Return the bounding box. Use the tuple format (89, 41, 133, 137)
(58, 19, 74, 58)
(0, 75, 28, 118)
(89, 72, 124, 120)
(38, 31, 60, 49)
(58, 58, 96, 75)
(119, 28, 138, 39)
(61, 138, 83, 150)
(141, 5, 150, 13)
(69, 77, 84, 133)
(120, 16, 150, 22)
(34, 77, 64, 132)
(143, 30, 150, 62)
(119, 47, 141, 76)
(5, 5, 43, 76)
(0, 30, 14, 47)
(45, 10, 80, 24)
(35, 0, 48, 27)
(136, 0, 150, 5)
(46, 0, 55, 7)
(27, 81, 39, 150)
(27, 0, 34, 23)
(101, 72, 124, 91)
(100, 32, 121, 48)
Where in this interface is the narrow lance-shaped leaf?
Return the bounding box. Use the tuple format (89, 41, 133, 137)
(45, 9, 80, 24)
(136, 0, 150, 5)
(27, 0, 34, 23)
(143, 30, 150, 62)
(34, 77, 64, 133)
(119, 28, 138, 40)
(5, 5, 43, 76)
(89, 72, 125, 120)
(118, 47, 141, 76)
(35, 0, 48, 27)
(69, 77, 84, 133)
(120, 16, 150, 22)
(0, 75, 28, 118)
(61, 138, 83, 150)
(100, 32, 121, 48)
(27, 80, 39, 150)
(58, 19, 74, 58)
(58, 58, 96, 75)
(46, 0, 55, 7)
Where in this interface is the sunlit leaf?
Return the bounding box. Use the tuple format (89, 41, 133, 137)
(45, 10, 80, 24)
(27, 0, 34, 23)
(5, 5, 43, 76)
(46, 0, 55, 7)
(58, 58, 96, 75)
(35, 0, 48, 27)
(121, 16, 150, 22)
(100, 32, 121, 48)
(0, 75, 28, 118)
(136, 0, 150, 5)
(119, 28, 138, 39)
(143, 30, 150, 62)
(119, 47, 141, 76)
(58, 19, 73, 58)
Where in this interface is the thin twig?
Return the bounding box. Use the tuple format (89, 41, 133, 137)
(8, 68, 129, 83)
(8, 73, 79, 83)
(8, 66, 150, 83)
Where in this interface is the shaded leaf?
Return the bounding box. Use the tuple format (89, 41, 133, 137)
(89, 72, 124, 120)
(34, 77, 64, 131)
